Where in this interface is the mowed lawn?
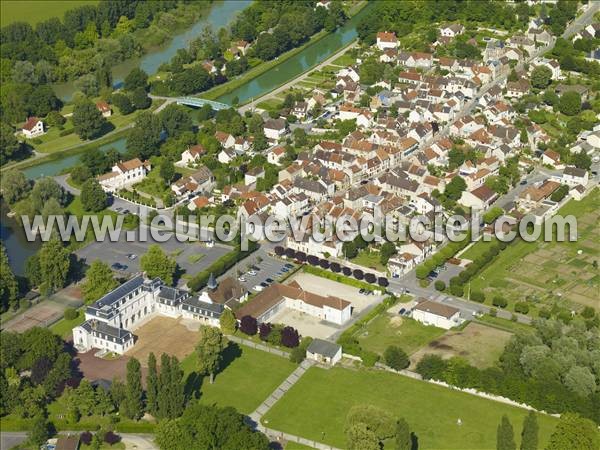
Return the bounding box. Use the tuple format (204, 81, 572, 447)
(1, 1, 98, 26)
(181, 342, 296, 414)
(357, 315, 446, 355)
(263, 367, 558, 450)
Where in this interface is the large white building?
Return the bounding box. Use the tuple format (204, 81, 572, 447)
(73, 274, 237, 355)
(411, 299, 462, 330)
(98, 158, 151, 193)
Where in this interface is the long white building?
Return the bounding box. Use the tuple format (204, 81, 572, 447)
(73, 275, 232, 355)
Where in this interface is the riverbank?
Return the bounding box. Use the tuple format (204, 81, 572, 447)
(201, 0, 368, 103)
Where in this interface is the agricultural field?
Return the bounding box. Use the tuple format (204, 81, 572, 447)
(263, 366, 558, 450)
(355, 314, 446, 356)
(409, 322, 513, 369)
(0, 0, 98, 26)
(464, 189, 600, 312)
(181, 342, 296, 414)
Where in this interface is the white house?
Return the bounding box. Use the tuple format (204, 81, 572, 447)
(306, 339, 342, 366)
(267, 146, 286, 165)
(98, 158, 151, 193)
(73, 275, 230, 355)
(215, 131, 236, 149)
(176, 144, 205, 167)
(562, 166, 588, 187)
(440, 23, 464, 38)
(376, 31, 398, 51)
(96, 101, 112, 118)
(459, 185, 498, 210)
(263, 118, 288, 142)
(218, 147, 237, 164)
(21, 117, 45, 138)
(171, 166, 215, 197)
(412, 299, 462, 330)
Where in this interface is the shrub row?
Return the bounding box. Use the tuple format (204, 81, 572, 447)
(187, 242, 258, 291)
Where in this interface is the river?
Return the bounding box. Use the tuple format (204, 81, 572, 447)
(52, 0, 251, 101)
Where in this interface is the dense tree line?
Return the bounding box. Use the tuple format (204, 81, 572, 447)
(416, 314, 600, 425)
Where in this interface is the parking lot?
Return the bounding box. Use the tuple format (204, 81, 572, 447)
(225, 252, 297, 293)
(75, 233, 231, 286)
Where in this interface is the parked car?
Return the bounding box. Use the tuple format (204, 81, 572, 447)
(265, 278, 274, 284)
(280, 267, 289, 272)
(284, 263, 294, 269)
(253, 284, 264, 292)
(359, 288, 365, 294)
(111, 263, 127, 271)
(260, 282, 269, 288)
(399, 308, 406, 315)
(247, 270, 257, 276)
(127, 254, 137, 260)
(238, 276, 246, 282)
(519, 179, 528, 185)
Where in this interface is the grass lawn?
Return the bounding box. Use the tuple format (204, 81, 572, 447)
(356, 314, 446, 355)
(462, 190, 600, 313)
(1, 0, 98, 26)
(332, 53, 356, 66)
(263, 366, 558, 449)
(350, 249, 386, 272)
(181, 342, 296, 414)
(475, 315, 535, 334)
(460, 237, 499, 261)
(49, 309, 85, 339)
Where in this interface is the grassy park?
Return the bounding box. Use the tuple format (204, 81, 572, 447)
(355, 315, 446, 356)
(350, 249, 386, 272)
(263, 366, 559, 449)
(181, 342, 296, 414)
(461, 189, 599, 312)
(0, 0, 98, 26)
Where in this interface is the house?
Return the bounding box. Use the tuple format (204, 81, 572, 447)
(98, 158, 151, 193)
(517, 180, 561, 210)
(96, 101, 112, 117)
(268, 146, 286, 165)
(21, 117, 45, 138)
(177, 144, 205, 167)
(55, 435, 80, 450)
(376, 31, 398, 51)
(171, 166, 215, 197)
(215, 131, 236, 149)
(440, 23, 464, 38)
(506, 79, 530, 99)
(412, 299, 462, 330)
(562, 166, 588, 187)
(528, 28, 553, 45)
(459, 185, 498, 210)
(264, 118, 288, 142)
(555, 84, 589, 101)
(234, 282, 351, 325)
(541, 149, 564, 169)
(245, 167, 265, 186)
(218, 147, 237, 164)
(188, 195, 210, 211)
(73, 275, 227, 354)
(197, 276, 248, 308)
(306, 339, 342, 366)
(535, 58, 561, 80)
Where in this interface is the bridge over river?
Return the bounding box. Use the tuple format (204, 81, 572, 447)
(150, 95, 230, 111)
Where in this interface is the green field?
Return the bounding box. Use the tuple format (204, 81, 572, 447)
(181, 342, 296, 414)
(263, 366, 558, 449)
(49, 308, 85, 339)
(356, 315, 446, 355)
(350, 249, 386, 272)
(463, 190, 600, 312)
(1, 0, 98, 26)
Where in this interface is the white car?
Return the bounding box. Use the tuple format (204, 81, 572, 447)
(248, 270, 257, 276)
(238, 276, 247, 282)
(253, 284, 264, 292)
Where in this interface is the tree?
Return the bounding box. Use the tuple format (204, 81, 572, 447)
(159, 104, 193, 138)
(1, 122, 24, 165)
(131, 87, 151, 109)
(558, 91, 581, 116)
(73, 99, 107, 139)
(140, 245, 177, 285)
(38, 238, 71, 293)
(123, 357, 143, 419)
(384, 345, 410, 371)
(445, 176, 467, 201)
(219, 308, 237, 335)
(28, 414, 49, 447)
(159, 159, 175, 186)
(196, 326, 225, 384)
(70, 165, 93, 185)
(124, 68, 148, 91)
(0, 245, 19, 312)
(530, 66, 552, 90)
(497, 415, 516, 450)
(80, 179, 107, 212)
(280, 326, 300, 348)
(396, 418, 411, 450)
(30, 176, 67, 212)
(346, 423, 380, 450)
(126, 112, 161, 160)
(82, 261, 117, 304)
(146, 353, 158, 415)
(380, 242, 397, 264)
(239, 315, 258, 336)
(546, 413, 599, 450)
(564, 366, 597, 398)
(1, 169, 30, 204)
(520, 411, 538, 450)
(111, 93, 134, 115)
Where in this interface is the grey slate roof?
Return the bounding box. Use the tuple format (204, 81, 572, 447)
(307, 338, 341, 359)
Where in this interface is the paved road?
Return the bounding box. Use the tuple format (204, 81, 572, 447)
(1, 432, 158, 450)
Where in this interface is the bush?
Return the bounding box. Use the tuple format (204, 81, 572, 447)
(514, 301, 529, 314)
(360, 349, 379, 367)
(378, 277, 389, 287)
(416, 354, 448, 380)
(289, 336, 312, 363)
(240, 315, 258, 335)
(470, 290, 485, 303)
(383, 345, 409, 371)
(364, 273, 376, 284)
(342, 267, 352, 276)
(64, 308, 78, 320)
(434, 280, 446, 291)
(489, 308, 497, 317)
(492, 296, 508, 308)
(449, 283, 464, 296)
(104, 431, 120, 445)
(80, 432, 92, 445)
(538, 308, 551, 319)
(258, 322, 272, 341)
(281, 326, 300, 348)
(353, 269, 364, 280)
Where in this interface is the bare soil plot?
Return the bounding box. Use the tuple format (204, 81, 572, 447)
(3, 302, 64, 332)
(409, 322, 512, 369)
(126, 316, 199, 367)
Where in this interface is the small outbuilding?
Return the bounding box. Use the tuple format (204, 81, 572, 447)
(306, 338, 342, 366)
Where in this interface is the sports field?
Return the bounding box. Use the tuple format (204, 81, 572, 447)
(1, 1, 98, 27)
(465, 189, 599, 312)
(263, 366, 558, 449)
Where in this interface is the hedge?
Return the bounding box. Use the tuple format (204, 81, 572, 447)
(187, 242, 258, 291)
(303, 265, 380, 291)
